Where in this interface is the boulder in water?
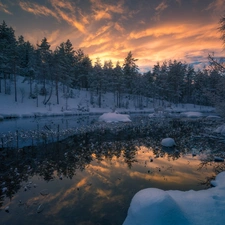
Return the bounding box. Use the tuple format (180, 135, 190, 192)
(161, 138, 176, 147)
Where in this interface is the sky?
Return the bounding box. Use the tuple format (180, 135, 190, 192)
(0, 0, 225, 71)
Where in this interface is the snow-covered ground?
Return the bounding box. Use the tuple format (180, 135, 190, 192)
(0, 76, 215, 120)
(123, 171, 225, 225)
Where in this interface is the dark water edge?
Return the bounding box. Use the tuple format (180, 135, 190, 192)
(1, 116, 225, 225)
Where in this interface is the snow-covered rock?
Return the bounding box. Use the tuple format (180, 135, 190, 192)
(161, 138, 176, 147)
(205, 115, 222, 120)
(181, 111, 203, 118)
(123, 171, 225, 225)
(214, 124, 225, 136)
(214, 156, 224, 162)
(99, 112, 131, 123)
(123, 188, 189, 225)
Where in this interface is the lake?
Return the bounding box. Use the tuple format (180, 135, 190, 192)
(1, 114, 225, 225)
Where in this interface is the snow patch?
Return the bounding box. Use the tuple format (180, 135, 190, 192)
(214, 124, 225, 136)
(181, 111, 203, 118)
(99, 112, 131, 123)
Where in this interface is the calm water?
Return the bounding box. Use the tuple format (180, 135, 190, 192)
(0, 115, 225, 225)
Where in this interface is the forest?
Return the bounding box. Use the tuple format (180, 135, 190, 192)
(0, 20, 225, 114)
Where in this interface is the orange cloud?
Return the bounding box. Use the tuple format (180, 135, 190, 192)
(153, 1, 169, 21)
(19, 1, 59, 19)
(49, 0, 88, 33)
(0, 2, 12, 14)
(204, 0, 225, 16)
(155, 1, 168, 12)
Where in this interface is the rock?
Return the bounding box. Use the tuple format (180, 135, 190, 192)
(161, 138, 176, 147)
(37, 204, 44, 213)
(214, 157, 224, 162)
(123, 188, 190, 225)
(5, 206, 9, 213)
(205, 115, 221, 120)
(40, 189, 49, 196)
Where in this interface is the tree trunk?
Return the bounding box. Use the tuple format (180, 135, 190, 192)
(14, 63, 17, 102)
(29, 76, 33, 97)
(4, 74, 7, 94)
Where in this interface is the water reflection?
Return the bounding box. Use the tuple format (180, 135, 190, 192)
(0, 117, 225, 224)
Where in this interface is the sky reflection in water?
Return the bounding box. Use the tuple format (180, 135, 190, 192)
(1, 144, 216, 225)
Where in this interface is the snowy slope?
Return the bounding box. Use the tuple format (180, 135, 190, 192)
(0, 76, 215, 119)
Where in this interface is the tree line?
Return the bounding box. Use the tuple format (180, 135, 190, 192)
(0, 20, 225, 111)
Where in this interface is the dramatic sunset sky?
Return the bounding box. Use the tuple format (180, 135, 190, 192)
(1, 0, 225, 71)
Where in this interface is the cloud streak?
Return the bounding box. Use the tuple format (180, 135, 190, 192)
(0, 1, 12, 14)
(19, 1, 58, 19)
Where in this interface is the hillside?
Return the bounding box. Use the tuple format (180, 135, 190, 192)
(0, 76, 215, 119)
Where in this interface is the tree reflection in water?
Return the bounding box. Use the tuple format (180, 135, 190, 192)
(0, 116, 225, 224)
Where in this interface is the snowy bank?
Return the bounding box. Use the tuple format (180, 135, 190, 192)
(123, 171, 225, 225)
(180, 111, 203, 118)
(99, 112, 131, 123)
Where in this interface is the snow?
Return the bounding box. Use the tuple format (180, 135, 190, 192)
(1, 76, 225, 224)
(205, 115, 222, 120)
(0, 76, 215, 120)
(99, 112, 131, 123)
(214, 124, 225, 136)
(181, 111, 203, 118)
(161, 138, 176, 147)
(123, 171, 225, 225)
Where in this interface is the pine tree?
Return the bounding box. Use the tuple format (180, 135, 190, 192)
(17, 37, 36, 97)
(123, 51, 139, 95)
(0, 21, 18, 100)
(73, 49, 92, 90)
(36, 37, 52, 96)
(90, 58, 106, 108)
(167, 60, 187, 104)
(113, 61, 124, 108)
